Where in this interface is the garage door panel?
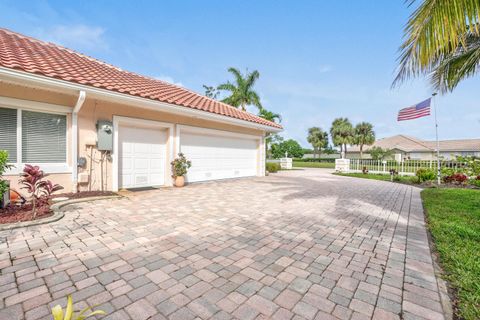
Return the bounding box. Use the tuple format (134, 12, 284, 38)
(180, 132, 258, 183)
(119, 125, 167, 188)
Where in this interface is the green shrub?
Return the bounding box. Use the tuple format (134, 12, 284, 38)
(409, 176, 420, 184)
(470, 177, 480, 188)
(0, 150, 13, 200)
(266, 162, 280, 173)
(441, 167, 455, 177)
(292, 158, 336, 163)
(416, 168, 436, 182)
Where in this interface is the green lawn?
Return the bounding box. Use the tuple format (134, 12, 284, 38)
(421, 189, 480, 320)
(334, 172, 416, 184)
(293, 161, 335, 168)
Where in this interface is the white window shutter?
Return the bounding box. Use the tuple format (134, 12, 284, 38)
(22, 110, 67, 163)
(0, 107, 17, 162)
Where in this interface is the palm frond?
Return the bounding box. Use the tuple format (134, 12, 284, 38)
(258, 108, 281, 123)
(245, 70, 260, 89)
(217, 82, 236, 93)
(227, 67, 244, 86)
(247, 91, 262, 109)
(393, 0, 480, 87)
(430, 33, 480, 92)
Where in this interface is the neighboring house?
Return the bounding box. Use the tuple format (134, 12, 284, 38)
(347, 135, 480, 161)
(0, 28, 281, 193)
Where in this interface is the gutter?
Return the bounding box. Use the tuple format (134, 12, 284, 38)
(72, 90, 86, 193)
(0, 67, 282, 133)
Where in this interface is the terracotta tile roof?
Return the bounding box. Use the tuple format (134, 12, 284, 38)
(349, 134, 480, 152)
(0, 28, 281, 130)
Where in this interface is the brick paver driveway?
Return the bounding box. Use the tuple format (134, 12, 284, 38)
(0, 169, 447, 320)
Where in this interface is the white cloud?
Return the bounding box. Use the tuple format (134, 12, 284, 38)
(154, 75, 183, 87)
(318, 64, 333, 73)
(34, 24, 108, 50)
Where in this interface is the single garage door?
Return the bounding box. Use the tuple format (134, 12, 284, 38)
(119, 125, 167, 188)
(180, 131, 258, 182)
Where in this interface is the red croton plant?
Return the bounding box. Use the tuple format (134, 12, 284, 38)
(19, 164, 63, 219)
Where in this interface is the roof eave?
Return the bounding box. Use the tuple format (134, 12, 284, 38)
(0, 67, 283, 133)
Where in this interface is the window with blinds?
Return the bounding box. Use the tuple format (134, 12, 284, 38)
(0, 107, 17, 162)
(22, 110, 67, 163)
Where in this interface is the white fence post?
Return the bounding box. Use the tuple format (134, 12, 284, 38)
(335, 158, 350, 172)
(280, 158, 292, 170)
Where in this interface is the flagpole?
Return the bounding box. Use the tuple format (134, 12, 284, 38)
(432, 92, 440, 185)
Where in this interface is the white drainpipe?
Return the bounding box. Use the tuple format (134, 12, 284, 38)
(72, 90, 86, 193)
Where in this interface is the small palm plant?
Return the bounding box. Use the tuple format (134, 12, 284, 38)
(51, 295, 106, 320)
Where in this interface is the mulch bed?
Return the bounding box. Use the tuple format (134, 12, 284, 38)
(1, 191, 117, 225)
(0, 202, 52, 224)
(52, 191, 117, 199)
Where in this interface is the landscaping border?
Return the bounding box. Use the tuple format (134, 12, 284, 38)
(0, 195, 122, 231)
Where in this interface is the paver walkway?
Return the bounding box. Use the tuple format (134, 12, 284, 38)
(0, 169, 447, 320)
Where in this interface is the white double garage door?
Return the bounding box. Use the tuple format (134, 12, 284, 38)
(117, 120, 262, 189)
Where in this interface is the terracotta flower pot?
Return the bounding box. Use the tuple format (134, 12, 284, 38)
(174, 176, 185, 187)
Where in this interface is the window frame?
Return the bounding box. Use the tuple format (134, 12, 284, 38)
(0, 102, 71, 175)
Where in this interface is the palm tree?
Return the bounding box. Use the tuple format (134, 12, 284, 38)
(258, 108, 281, 123)
(217, 67, 262, 111)
(203, 85, 220, 99)
(258, 108, 281, 158)
(393, 0, 480, 93)
(330, 118, 354, 157)
(354, 122, 375, 159)
(307, 127, 328, 159)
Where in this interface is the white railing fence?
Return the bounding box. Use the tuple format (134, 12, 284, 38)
(347, 159, 466, 176)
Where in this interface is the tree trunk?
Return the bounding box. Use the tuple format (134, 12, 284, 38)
(360, 145, 363, 159)
(32, 197, 36, 220)
(344, 144, 348, 157)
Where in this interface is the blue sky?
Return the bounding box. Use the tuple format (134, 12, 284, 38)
(2, 1, 479, 147)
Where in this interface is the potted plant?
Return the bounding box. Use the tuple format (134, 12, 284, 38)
(171, 153, 192, 187)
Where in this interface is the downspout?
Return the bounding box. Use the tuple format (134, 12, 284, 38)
(72, 90, 86, 193)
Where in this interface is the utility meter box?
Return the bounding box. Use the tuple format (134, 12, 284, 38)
(96, 120, 113, 151)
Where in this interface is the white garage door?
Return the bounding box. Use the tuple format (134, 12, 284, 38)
(119, 126, 167, 188)
(180, 131, 258, 182)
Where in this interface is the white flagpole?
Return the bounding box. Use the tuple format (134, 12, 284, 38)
(432, 92, 441, 185)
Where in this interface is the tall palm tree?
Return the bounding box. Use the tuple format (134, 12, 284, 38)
(393, 0, 480, 93)
(258, 108, 281, 158)
(217, 68, 262, 111)
(354, 122, 375, 159)
(307, 127, 328, 159)
(330, 118, 354, 157)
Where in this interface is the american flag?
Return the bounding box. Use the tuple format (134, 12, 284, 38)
(397, 98, 431, 121)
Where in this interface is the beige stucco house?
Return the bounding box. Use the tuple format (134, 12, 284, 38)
(348, 135, 480, 161)
(0, 28, 281, 193)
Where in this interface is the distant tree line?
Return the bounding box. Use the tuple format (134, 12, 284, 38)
(307, 118, 376, 159)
